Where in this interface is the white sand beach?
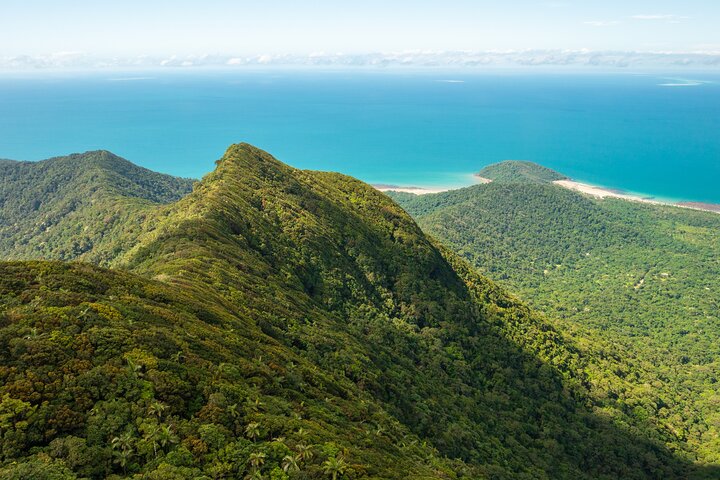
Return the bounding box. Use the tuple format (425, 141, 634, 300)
(373, 184, 451, 195)
(553, 180, 720, 214)
(374, 174, 492, 195)
(376, 177, 720, 214)
(552, 180, 664, 204)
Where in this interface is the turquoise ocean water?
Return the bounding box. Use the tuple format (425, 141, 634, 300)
(1, 69, 719, 203)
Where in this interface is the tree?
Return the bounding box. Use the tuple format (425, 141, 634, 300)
(111, 432, 135, 473)
(322, 455, 348, 480)
(295, 444, 314, 463)
(112, 448, 133, 473)
(111, 432, 134, 453)
(148, 401, 167, 419)
(245, 422, 261, 442)
(281, 455, 299, 473)
(249, 452, 266, 469)
(244, 470, 264, 480)
(157, 424, 178, 449)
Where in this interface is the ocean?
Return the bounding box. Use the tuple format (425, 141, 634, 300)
(1, 69, 719, 203)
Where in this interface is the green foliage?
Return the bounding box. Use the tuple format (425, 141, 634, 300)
(475, 160, 567, 183)
(390, 177, 720, 469)
(0, 150, 194, 263)
(1, 144, 717, 478)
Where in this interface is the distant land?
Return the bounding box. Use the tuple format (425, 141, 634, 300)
(378, 160, 720, 214)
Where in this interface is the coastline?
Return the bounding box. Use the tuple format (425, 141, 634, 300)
(375, 176, 720, 215)
(553, 180, 665, 204)
(552, 179, 720, 214)
(373, 184, 452, 195)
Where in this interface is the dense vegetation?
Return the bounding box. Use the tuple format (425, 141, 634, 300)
(1, 147, 717, 478)
(389, 163, 720, 469)
(0, 151, 194, 263)
(475, 161, 567, 183)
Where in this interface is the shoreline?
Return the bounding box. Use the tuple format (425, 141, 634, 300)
(552, 179, 720, 214)
(374, 177, 720, 215)
(553, 179, 665, 204)
(372, 184, 452, 195)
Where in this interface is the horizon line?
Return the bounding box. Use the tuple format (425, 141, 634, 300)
(2, 49, 720, 71)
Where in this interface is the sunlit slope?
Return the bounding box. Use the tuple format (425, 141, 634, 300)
(0, 151, 194, 263)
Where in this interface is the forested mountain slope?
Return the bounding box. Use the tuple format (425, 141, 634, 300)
(1, 147, 717, 478)
(389, 163, 720, 467)
(0, 151, 194, 263)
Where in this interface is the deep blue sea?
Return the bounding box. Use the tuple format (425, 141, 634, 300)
(1, 69, 719, 203)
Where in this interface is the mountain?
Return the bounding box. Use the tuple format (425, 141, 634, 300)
(0, 151, 194, 263)
(475, 161, 568, 184)
(0, 146, 716, 479)
(388, 162, 720, 469)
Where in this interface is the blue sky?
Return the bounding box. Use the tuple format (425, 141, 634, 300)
(2, 0, 719, 56)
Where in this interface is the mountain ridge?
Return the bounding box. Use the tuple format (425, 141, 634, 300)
(0, 144, 716, 478)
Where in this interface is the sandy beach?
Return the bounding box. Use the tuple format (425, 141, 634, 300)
(374, 174, 493, 195)
(373, 184, 452, 195)
(552, 180, 664, 204)
(376, 177, 720, 214)
(553, 179, 720, 214)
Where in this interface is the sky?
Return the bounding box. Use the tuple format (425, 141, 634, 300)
(2, 0, 719, 57)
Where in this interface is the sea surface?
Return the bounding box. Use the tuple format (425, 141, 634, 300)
(1, 69, 719, 203)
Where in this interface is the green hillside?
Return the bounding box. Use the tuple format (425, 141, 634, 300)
(0, 151, 194, 264)
(1, 146, 716, 479)
(389, 170, 720, 468)
(475, 161, 567, 183)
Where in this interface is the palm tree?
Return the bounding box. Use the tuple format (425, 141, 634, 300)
(157, 424, 178, 449)
(110, 431, 134, 453)
(112, 447, 132, 473)
(322, 455, 348, 480)
(248, 451, 266, 470)
(245, 422, 261, 442)
(148, 401, 167, 418)
(143, 424, 162, 458)
(281, 455, 300, 473)
(295, 443, 314, 462)
(244, 471, 263, 480)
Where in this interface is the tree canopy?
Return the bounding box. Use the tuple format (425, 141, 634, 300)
(1, 146, 717, 478)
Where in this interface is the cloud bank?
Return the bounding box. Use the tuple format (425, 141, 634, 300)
(2, 50, 720, 71)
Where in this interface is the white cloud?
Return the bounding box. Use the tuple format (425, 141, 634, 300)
(2, 50, 720, 70)
(584, 20, 620, 27)
(631, 14, 689, 21)
(692, 44, 720, 54)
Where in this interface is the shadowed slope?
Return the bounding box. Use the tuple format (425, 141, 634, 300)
(390, 170, 720, 470)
